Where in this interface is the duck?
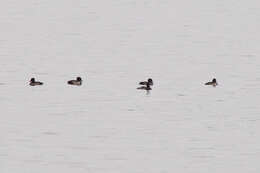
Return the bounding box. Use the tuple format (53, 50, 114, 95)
(29, 78, 43, 86)
(137, 83, 152, 90)
(139, 78, 153, 86)
(67, 77, 82, 86)
(205, 78, 218, 86)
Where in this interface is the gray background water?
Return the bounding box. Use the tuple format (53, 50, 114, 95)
(1, 0, 260, 172)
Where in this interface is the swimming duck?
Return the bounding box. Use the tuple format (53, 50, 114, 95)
(139, 78, 153, 86)
(67, 77, 82, 86)
(205, 78, 218, 86)
(29, 78, 43, 86)
(137, 83, 152, 90)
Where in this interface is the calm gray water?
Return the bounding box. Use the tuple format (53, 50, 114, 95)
(1, 0, 260, 172)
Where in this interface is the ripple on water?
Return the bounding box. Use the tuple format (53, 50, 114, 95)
(42, 131, 59, 136)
